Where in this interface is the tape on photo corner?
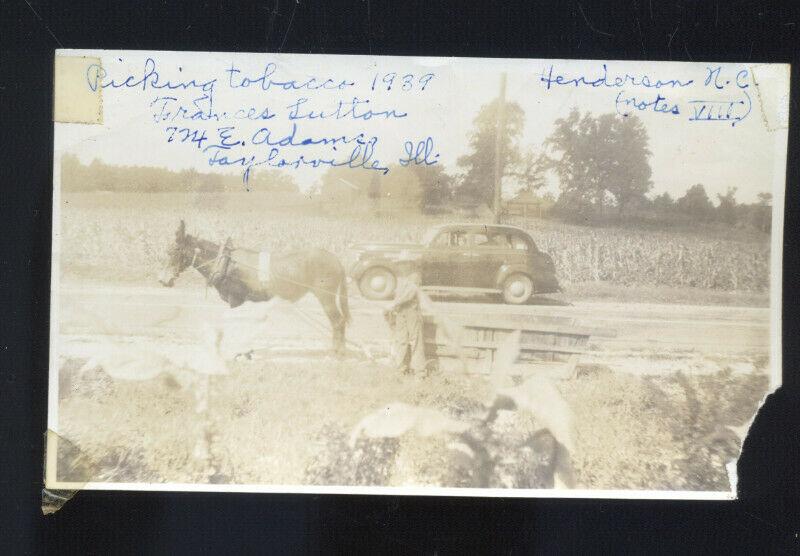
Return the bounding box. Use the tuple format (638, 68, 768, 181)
(751, 64, 790, 132)
(53, 56, 103, 125)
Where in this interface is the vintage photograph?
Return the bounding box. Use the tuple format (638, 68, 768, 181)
(48, 51, 788, 497)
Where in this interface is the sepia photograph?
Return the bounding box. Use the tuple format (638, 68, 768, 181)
(47, 50, 788, 498)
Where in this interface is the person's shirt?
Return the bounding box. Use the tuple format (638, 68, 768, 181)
(391, 275, 420, 310)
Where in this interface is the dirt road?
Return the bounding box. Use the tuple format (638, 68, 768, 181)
(57, 280, 770, 376)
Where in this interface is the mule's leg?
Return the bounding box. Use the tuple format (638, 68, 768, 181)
(314, 290, 346, 354)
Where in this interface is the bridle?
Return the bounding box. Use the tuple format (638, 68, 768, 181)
(188, 239, 237, 290)
(188, 246, 200, 269)
(166, 243, 216, 283)
(184, 243, 222, 273)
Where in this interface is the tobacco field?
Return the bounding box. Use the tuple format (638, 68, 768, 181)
(59, 193, 771, 296)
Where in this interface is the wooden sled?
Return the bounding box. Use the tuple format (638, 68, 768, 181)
(423, 312, 593, 379)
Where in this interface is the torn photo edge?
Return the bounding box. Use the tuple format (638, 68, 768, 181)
(44, 49, 789, 501)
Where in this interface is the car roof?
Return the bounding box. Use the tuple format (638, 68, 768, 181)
(429, 223, 533, 236)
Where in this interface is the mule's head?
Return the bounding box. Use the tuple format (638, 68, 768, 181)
(159, 220, 194, 287)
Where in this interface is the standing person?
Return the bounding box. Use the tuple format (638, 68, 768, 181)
(385, 251, 429, 375)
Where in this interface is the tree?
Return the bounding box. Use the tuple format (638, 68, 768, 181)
(715, 187, 738, 225)
(180, 168, 201, 191)
(379, 165, 423, 209)
(317, 166, 425, 211)
(318, 167, 373, 203)
(88, 158, 115, 191)
(410, 164, 454, 208)
(509, 149, 549, 193)
(652, 192, 675, 213)
(608, 114, 654, 215)
(744, 192, 772, 233)
(546, 108, 653, 222)
(367, 173, 381, 200)
(196, 172, 224, 193)
(61, 154, 85, 191)
(754, 192, 773, 233)
(676, 184, 715, 222)
(457, 99, 526, 205)
(247, 169, 300, 194)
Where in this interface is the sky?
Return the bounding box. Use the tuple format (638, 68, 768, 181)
(56, 50, 789, 204)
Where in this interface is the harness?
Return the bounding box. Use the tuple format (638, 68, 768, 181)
(207, 239, 233, 287)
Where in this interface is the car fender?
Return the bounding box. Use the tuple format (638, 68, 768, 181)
(494, 264, 533, 289)
(350, 257, 399, 281)
(349, 259, 370, 281)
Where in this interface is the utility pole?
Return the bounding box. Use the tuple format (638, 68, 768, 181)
(493, 72, 507, 224)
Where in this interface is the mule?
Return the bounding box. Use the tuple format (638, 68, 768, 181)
(158, 220, 350, 353)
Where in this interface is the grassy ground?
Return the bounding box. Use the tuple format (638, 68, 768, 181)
(57, 354, 768, 491)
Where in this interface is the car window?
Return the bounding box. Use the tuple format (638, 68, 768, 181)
(423, 227, 444, 245)
(491, 233, 512, 248)
(473, 232, 513, 248)
(431, 231, 468, 247)
(511, 234, 531, 250)
(472, 233, 490, 247)
(430, 232, 450, 247)
(451, 232, 468, 247)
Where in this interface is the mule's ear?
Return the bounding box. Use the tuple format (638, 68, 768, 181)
(176, 220, 186, 241)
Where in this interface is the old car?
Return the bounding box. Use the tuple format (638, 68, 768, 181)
(347, 223, 561, 304)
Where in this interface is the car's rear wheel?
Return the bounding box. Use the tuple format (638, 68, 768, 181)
(358, 266, 397, 300)
(502, 273, 534, 304)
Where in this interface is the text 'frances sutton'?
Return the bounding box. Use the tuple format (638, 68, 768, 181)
(86, 57, 440, 183)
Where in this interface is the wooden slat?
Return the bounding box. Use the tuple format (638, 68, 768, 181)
(464, 323, 592, 338)
(424, 327, 590, 348)
(425, 340, 586, 355)
(421, 310, 593, 374)
(423, 316, 594, 338)
(425, 344, 484, 359)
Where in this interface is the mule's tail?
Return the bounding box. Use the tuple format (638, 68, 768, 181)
(337, 277, 351, 324)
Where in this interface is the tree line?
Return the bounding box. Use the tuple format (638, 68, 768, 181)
(453, 103, 772, 233)
(314, 101, 772, 232)
(61, 99, 773, 233)
(60, 155, 301, 195)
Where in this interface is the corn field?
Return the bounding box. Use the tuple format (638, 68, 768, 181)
(59, 193, 770, 293)
(527, 222, 769, 292)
